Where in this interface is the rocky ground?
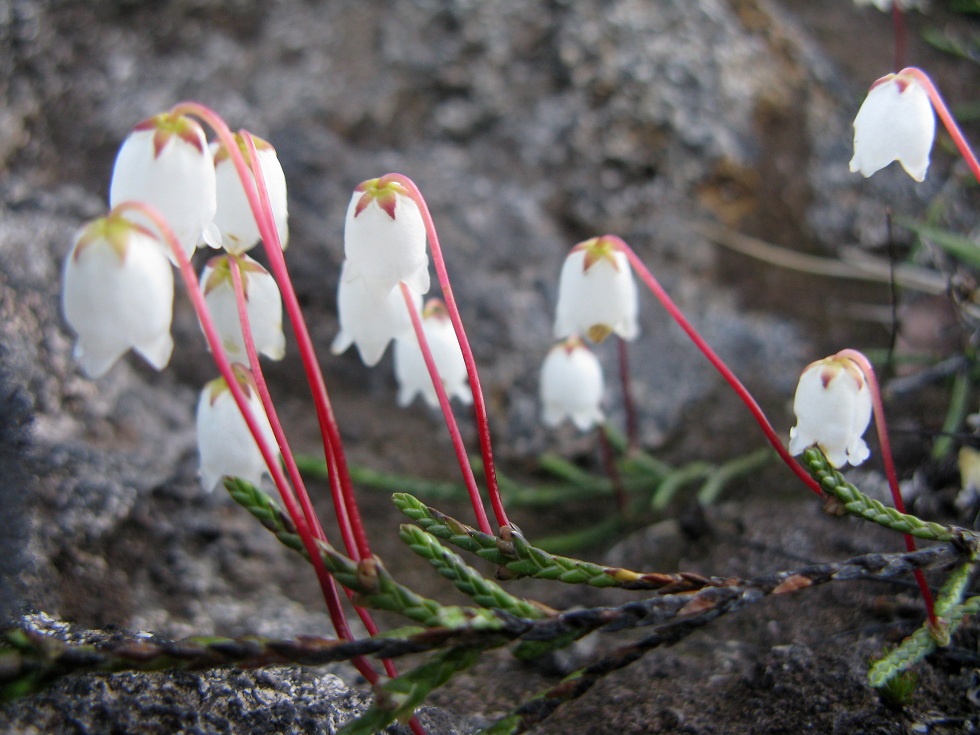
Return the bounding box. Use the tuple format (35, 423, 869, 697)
(0, 0, 978, 732)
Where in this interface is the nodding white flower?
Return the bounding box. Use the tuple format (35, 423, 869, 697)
(394, 299, 471, 409)
(343, 176, 429, 297)
(540, 337, 605, 431)
(209, 134, 289, 254)
(849, 72, 935, 182)
(196, 365, 278, 493)
(62, 211, 174, 378)
(788, 355, 873, 468)
(554, 236, 639, 344)
(331, 262, 422, 367)
(109, 112, 218, 260)
(200, 254, 285, 362)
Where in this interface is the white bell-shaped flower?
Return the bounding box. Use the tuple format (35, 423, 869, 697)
(540, 337, 605, 431)
(62, 211, 174, 378)
(394, 299, 472, 409)
(849, 72, 935, 182)
(196, 366, 278, 493)
(554, 236, 639, 343)
(788, 355, 873, 468)
(343, 176, 430, 297)
(109, 112, 218, 260)
(200, 254, 286, 362)
(209, 134, 289, 254)
(331, 262, 422, 367)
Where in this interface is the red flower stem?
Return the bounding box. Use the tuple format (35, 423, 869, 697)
(167, 104, 383, 683)
(400, 285, 493, 535)
(891, 5, 906, 72)
(232, 143, 421, 735)
(900, 67, 980, 186)
(597, 425, 629, 515)
(235, 130, 365, 558)
(239, 130, 373, 562)
(172, 101, 371, 563)
(617, 337, 640, 450)
(608, 235, 825, 498)
(226, 253, 328, 539)
(229, 134, 400, 681)
(384, 173, 511, 530)
(228, 255, 399, 678)
(168, 107, 425, 726)
(116, 201, 376, 681)
(836, 349, 938, 627)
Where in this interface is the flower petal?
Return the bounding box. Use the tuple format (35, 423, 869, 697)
(540, 338, 605, 431)
(63, 214, 175, 378)
(554, 242, 639, 343)
(850, 74, 935, 182)
(109, 114, 217, 259)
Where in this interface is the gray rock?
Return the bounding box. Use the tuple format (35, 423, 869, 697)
(0, 615, 478, 735)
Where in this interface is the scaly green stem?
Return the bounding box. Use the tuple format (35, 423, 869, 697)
(868, 571, 980, 688)
(398, 524, 551, 620)
(394, 493, 721, 593)
(2, 544, 962, 717)
(226, 478, 502, 630)
(799, 448, 967, 543)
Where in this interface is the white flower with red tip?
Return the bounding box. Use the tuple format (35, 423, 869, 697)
(394, 299, 471, 409)
(540, 337, 605, 431)
(849, 72, 935, 182)
(200, 254, 285, 361)
(209, 134, 289, 254)
(554, 236, 639, 343)
(331, 262, 422, 367)
(62, 211, 174, 378)
(343, 176, 430, 297)
(196, 366, 278, 493)
(788, 355, 873, 468)
(109, 112, 218, 259)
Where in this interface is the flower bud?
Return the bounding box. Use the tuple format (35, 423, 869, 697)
(209, 134, 289, 254)
(331, 262, 421, 367)
(540, 337, 605, 431)
(343, 177, 429, 297)
(554, 236, 639, 343)
(849, 72, 935, 182)
(196, 366, 278, 492)
(200, 254, 286, 362)
(788, 355, 873, 468)
(109, 112, 218, 259)
(394, 299, 471, 409)
(62, 211, 174, 378)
